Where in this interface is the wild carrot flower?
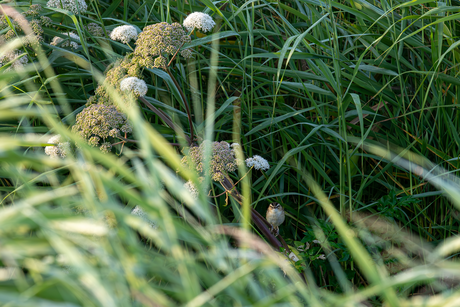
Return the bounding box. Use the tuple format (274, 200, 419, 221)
(120, 77, 147, 97)
(45, 135, 71, 158)
(134, 22, 192, 69)
(183, 12, 216, 33)
(245, 155, 270, 171)
(51, 32, 80, 49)
(46, 0, 87, 14)
(110, 25, 137, 44)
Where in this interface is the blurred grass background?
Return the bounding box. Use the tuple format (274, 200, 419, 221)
(1, 0, 460, 305)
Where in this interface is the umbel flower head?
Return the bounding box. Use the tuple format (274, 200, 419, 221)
(46, 0, 87, 14)
(120, 77, 147, 97)
(181, 141, 241, 182)
(134, 22, 192, 69)
(45, 135, 71, 158)
(0, 50, 28, 71)
(85, 22, 104, 37)
(110, 25, 138, 44)
(89, 54, 143, 106)
(184, 177, 204, 200)
(183, 12, 216, 33)
(71, 104, 132, 153)
(245, 155, 270, 171)
(51, 32, 80, 49)
(0, 6, 45, 47)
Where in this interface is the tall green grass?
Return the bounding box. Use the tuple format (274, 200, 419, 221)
(1, 0, 460, 305)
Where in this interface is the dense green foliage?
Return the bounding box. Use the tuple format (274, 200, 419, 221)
(1, 0, 460, 305)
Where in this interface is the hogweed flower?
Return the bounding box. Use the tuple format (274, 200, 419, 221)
(183, 12, 216, 33)
(120, 77, 147, 97)
(72, 104, 132, 153)
(131, 206, 158, 229)
(51, 32, 80, 49)
(110, 25, 137, 44)
(184, 180, 199, 200)
(0, 50, 28, 71)
(134, 22, 192, 69)
(245, 155, 270, 171)
(46, 0, 87, 14)
(24, 4, 42, 17)
(181, 141, 241, 182)
(184, 177, 204, 200)
(45, 135, 71, 158)
(86, 22, 104, 37)
(90, 54, 143, 106)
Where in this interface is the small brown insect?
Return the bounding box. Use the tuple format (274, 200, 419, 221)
(266, 203, 285, 237)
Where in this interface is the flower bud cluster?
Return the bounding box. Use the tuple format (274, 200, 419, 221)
(71, 104, 132, 153)
(51, 32, 80, 49)
(46, 0, 88, 14)
(0, 50, 29, 71)
(44, 135, 71, 158)
(134, 22, 192, 69)
(0, 5, 46, 46)
(89, 54, 143, 107)
(85, 22, 104, 37)
(181, 141, 241, 182)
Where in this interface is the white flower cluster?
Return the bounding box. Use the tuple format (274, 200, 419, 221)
(46, 0, 87, 14)
(245, 155, 270, 171)
(119, 77, 148, 97)
(44, 135, 71, 158)
(110, 25, 138, 44)
(0, 50, 28, 71)
(51, 32, 80, 49)
(183, 12, 216, 33)
(131, 205, 158, 229)
(184, 180, 199, 200)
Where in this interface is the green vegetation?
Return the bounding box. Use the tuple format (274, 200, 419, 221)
(1, 0, 460, 305)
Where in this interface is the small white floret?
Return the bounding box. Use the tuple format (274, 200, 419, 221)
(120, 77, 148, 97)
(183, 12, 216, 33)
(110, 25, 138, 44)
(245, 155, 270, 171)
(45, 135, 71, 158)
